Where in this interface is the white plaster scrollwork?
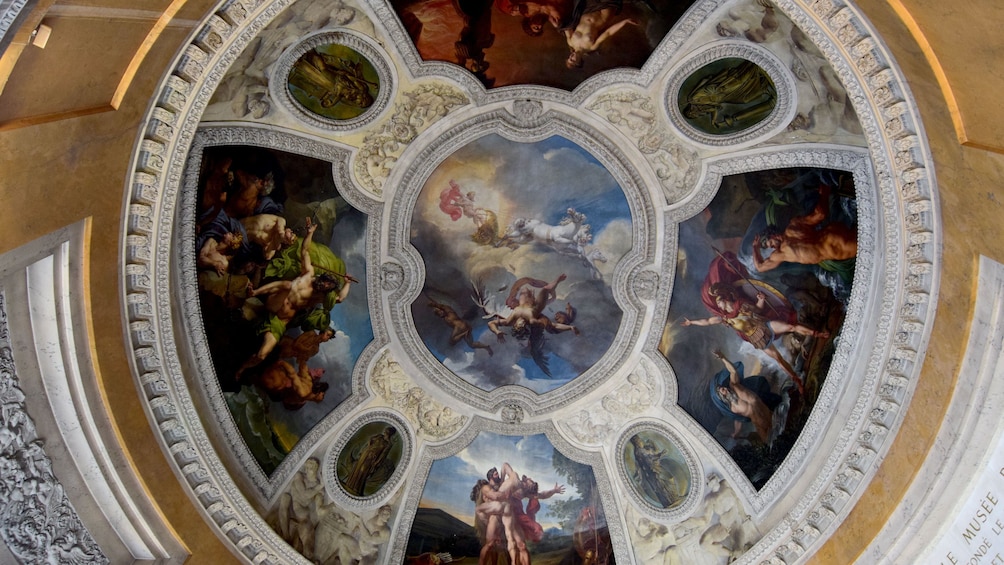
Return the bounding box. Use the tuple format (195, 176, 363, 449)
(267, 457, 393, 565)
(587, 90, 699, 204)
(559, 363, 658, 446)
(0, 294, 107, 564)
(509, 99, 545, 128)
(202, 0, 367, 122)
(633, 269, 660, 301)
(499, 402, 525, 424)
(354, 84, 469, 196)
(671, 473, 762, 564)
(369, 351, 466, 440)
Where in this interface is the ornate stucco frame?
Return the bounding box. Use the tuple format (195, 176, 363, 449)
(120, 0, 940, 562)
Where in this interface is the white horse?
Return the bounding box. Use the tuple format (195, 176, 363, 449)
(499, 208, 587, 248)
(499, 209, 607, 279)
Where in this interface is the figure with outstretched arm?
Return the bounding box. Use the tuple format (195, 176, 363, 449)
(235, 218, 349, 379)
(712, 350, 775, 442)
(752, 183, 857, 273)
(487, 274, 580, 343)
(681, 256, 830, 394)
(428, 299, 493, 356)
(564, 11, 638, 69)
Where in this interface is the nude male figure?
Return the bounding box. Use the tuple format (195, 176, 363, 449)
(239, 214, 296, 261)
(564, 10, 638, 68)
(752, 183, 857, 272)
(278, 328, 336, 369)
(713, 350, 773, 442)
(428, 299, 494, 356)
(236, 218, 350, 378)
(477, 463, 527, 565)
(488, 274, 579, 342)
(472, 468, 505, 565)
(197, 231, 242, 275)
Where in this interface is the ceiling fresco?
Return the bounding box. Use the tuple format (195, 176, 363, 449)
(119, 0, 939, 562)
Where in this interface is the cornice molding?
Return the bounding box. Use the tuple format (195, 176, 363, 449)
(120, 0, 941, 562)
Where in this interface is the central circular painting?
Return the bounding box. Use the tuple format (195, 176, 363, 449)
(410, 134, 630, 393)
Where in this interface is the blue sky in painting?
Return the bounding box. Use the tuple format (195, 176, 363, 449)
(410, 134, 631, 392)
(419, 432, 584, 530)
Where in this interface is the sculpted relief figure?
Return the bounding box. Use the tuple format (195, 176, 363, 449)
(673, 474, 761, 562)
(271, 457, 394, 564)
(370, 351, 467, 439)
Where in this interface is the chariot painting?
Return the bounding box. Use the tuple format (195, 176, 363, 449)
(659, 167, 856, 488)
(405, 432, 615, 564)
(193, 145, 372, 475)
(409, 134, 631, 393)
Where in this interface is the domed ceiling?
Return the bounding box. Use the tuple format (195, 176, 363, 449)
(121, 0, 938, 562)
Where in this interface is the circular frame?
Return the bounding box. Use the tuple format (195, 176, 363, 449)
(271, 29, 395, 132)
(323, 409, 413, 509)
(665, 41, 797, 149)
(616, 420, 702, 520)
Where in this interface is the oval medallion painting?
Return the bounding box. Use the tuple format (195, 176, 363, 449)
(336, 422, 403, 497)
(623, 430, 691, 510)
(287, 43, 379, 120)
(678, 57, 777, 135)
(410, 134, 630, 393)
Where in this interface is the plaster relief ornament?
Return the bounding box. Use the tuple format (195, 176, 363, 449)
(559, 364, 657, 445)
(369, 351, 467, 440)
(671, 473, 761, 563)
(355, 84, 468, 196)
(588, 90, 699, 204)
(709, 0, 864, 144)
(627, 505, 680, 564)
(0, 296, 106, 564)
(286, 43, 379, 121)
(410, 135, 630, 393)
(268, 457, 393, 564)
(202, 0, 364, 121)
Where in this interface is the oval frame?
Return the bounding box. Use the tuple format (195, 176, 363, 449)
(272, 29, 395, 132)
(616, 421, 702, 519)
(323, 410, 413, 508)
(665, 41, 796, 149)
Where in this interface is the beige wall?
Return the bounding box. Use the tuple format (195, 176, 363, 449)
(814, 0, 1004, 561)
(0, 0, 236, 561)
(0, 0, 1001, 562)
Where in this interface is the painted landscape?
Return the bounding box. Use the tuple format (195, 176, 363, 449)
(405, 432, 614, 564)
